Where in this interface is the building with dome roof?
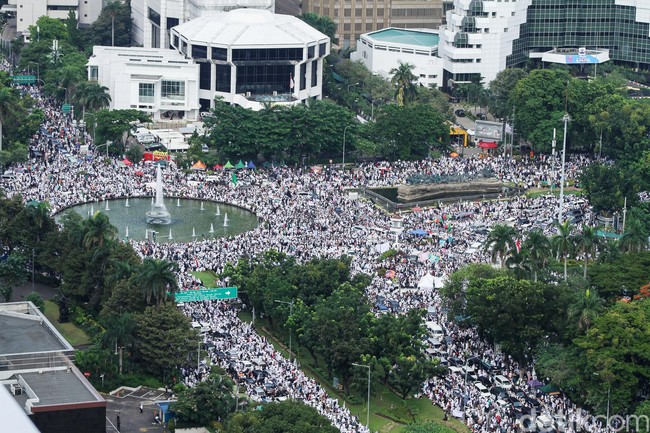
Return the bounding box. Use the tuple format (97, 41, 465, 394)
(88, 10, 329, 119)
(170, 9, 330, 111)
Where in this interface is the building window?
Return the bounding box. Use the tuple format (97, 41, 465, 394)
(212, 47, 227, 61)
(311, 60, 318, 87)
(199, 63, 211, 90)
(89, 66, 98, 81)
(192, 44, 208, 59)
(161, 81, 185, 100)
(139, 83, 154, 104)
(216, 65, 231, 93)
(308, 45, 315, 59)
(148, 7, 161, 26)
(319, 42, 327, 57)
(300, 63, 306, 90)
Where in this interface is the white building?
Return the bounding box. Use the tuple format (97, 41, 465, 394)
(170, 9, 330, 111)
(131, 0, 275, 48)
(87, 46, 200, 121)
(2, 0, 103, 39)
(439, 0, 531, 88)
(351, 28, 443, 89)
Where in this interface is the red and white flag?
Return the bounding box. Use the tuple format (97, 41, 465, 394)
(289, 73, 295, 90)
(515, 239, 521, 253)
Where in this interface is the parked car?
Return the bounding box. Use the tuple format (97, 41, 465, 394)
(493, 374, 513, 390)
(475, 382, 490, 398)
(455, 109, 466, 117)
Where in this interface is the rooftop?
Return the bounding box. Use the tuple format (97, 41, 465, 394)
(366, 28, 440, 47)
(12, 370, 102, 407)
(0, 303, 72, 356)
(173, 9, 329, 46)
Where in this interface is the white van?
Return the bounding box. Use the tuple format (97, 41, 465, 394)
(493, 374, 512, 390)
(426, 321, 445, 338)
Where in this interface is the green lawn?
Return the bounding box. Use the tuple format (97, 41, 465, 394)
(525, 187, 583, 199)
(43, 300, 91, 346)
(190, 271, 219, 287)
(238, 311, 468, 433)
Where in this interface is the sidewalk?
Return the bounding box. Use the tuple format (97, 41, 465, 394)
(104, 386, 169, 433)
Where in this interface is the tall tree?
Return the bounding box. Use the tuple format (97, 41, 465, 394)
(76, 81, 112, 119)
(82, 212, 118, 250)
(488, 68, 528, 120)
(0, 86, 22, 151)
(101, 312, 136, 375)
(483, 224, 517, 268)
(173, 374, 236, 425)
(620, 219, 649, 253)
(552, 220, 574, 280)
(575, 225, 599, 279)
(567, 288, 604, 334)
(134, 258, 179, 308)
(390, 62, 417, 106)
(522, 229, 551, 282)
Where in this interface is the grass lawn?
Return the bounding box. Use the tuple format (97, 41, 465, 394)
(190, 271, 219, 287)
(43, 300, 91, 347)
(525, 187, 583, 199)
(238, 311, 468, 433)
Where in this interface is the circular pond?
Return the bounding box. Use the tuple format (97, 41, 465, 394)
(57, 197, 259, 243)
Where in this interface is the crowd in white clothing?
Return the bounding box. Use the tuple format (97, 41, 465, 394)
(2, 80, 620, 433)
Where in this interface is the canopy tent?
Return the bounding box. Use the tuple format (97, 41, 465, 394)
(191, 160, 206, 170)
(235, 160, 246, 169)
(223, 161, 234, 169)
(478, 141, 498, 149)
(134, 170, 144, 176)
(408, 228, 428, 236)
(539, 384, 561, 395)
(213, 164, 223, 170)
(122, 158, 133, 166)
(418, 273, 435, 290)
(433, 276, 445, 289)
(527, 379, 544, 387)
(247, 161, 256, 169)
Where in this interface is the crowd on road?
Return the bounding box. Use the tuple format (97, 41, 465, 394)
(2, 81, 616, 433)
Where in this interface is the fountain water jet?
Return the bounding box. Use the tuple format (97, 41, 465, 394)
(125, 198, 130, 207)
(223, 213, 229, 227)
(146, 166, 172, 224)
(200, 202, 205, 211)
(105, 200, 110, 211)
(177, 198, 181, 207)
(169, 229, 173, 240)
(215, 205, 221, 216)
(209, 223, 214, 233)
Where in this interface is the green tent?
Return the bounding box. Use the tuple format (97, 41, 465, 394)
(539, 384, 561, 395)
(235, 160, 246, 169)
(223, 161, 234, 169)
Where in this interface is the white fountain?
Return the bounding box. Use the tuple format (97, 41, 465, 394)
(125, 226, 129, 238)
(90, 204, 95, 215)
(215, 204, 221, 216)
(209, 223, 214, 233)
(169, 229, 173, 240)
(177, 198, 181, 207)
(200, 202, 205, 211)
(192, 228, 196, 237)
(223, 213, 229, 227)
(125, 198, 130, 207)
(146, 165, 172, 224)
(105, 200, 110, 211)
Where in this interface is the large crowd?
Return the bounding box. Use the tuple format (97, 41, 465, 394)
(2, 76, 617, 433)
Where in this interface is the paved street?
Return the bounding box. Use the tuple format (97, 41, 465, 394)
(104, 387, 169, 433)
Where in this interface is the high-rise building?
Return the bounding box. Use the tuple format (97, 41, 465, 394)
(440, 0, 650, 89)
(302, 0, 444, 49)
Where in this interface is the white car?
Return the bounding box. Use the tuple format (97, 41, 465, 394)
(474, 382, 490, 398)
(493, 374, 513, 390)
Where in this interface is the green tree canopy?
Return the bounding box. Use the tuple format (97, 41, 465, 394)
(225, 400, 339, 433)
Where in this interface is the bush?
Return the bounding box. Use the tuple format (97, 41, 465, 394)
(70, 306, 104, 337)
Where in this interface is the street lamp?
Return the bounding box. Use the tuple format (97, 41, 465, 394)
(558, 112, 570, 223)
(352, 363, 371, 429)
(79, 119, 86, 145)
(347, 82, 360, 92)
(342, 125, 352, 168)
(274, 299, 294, 361)
(551, 128, 556, 195)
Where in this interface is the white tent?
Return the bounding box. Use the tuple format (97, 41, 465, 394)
(375, 242, 391, 254)
(418, 273, 435, 290)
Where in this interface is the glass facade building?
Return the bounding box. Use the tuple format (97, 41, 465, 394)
(508, 0, 650, 68)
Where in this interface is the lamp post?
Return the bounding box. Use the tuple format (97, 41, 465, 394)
(558, 113, 570, 223)
(79, 119, 86, 145)
(347, 82, 360, 92)
(342, 125, 352, 168)
(274, 299, 294, 361)
(352, 363, 371, 429)
(551, 128, 556, 195)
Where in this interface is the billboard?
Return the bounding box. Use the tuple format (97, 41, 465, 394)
(475, 120, 504, 141)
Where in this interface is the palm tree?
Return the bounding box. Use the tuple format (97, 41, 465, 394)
(58, 65, 84, 103)
(523, 229, 552, 282)
(619, 219, 649, 253)
(567, 288, 604, 333)
(82, 212, 118, 250)
(76, 81, 111, 119)
(105, 259, 134, 289)
(104, 1, 123, 47)
(0, 86, 22, 151)
(575, 226, 599, 279)
(101, 312, 135, 375)
(597, 239, 621, 264)
(505, 250, 533, 280)
(390, 62, 417, 106)
(483, 224, 518, 268)
(552, 220, 574, 281)
(134, 258, 179, 308)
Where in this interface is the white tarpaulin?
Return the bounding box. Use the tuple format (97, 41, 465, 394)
(418, 273, 434, 290)
(375, 242, 391, 254)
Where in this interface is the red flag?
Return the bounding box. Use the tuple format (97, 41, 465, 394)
(515, 239, 521, 253)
